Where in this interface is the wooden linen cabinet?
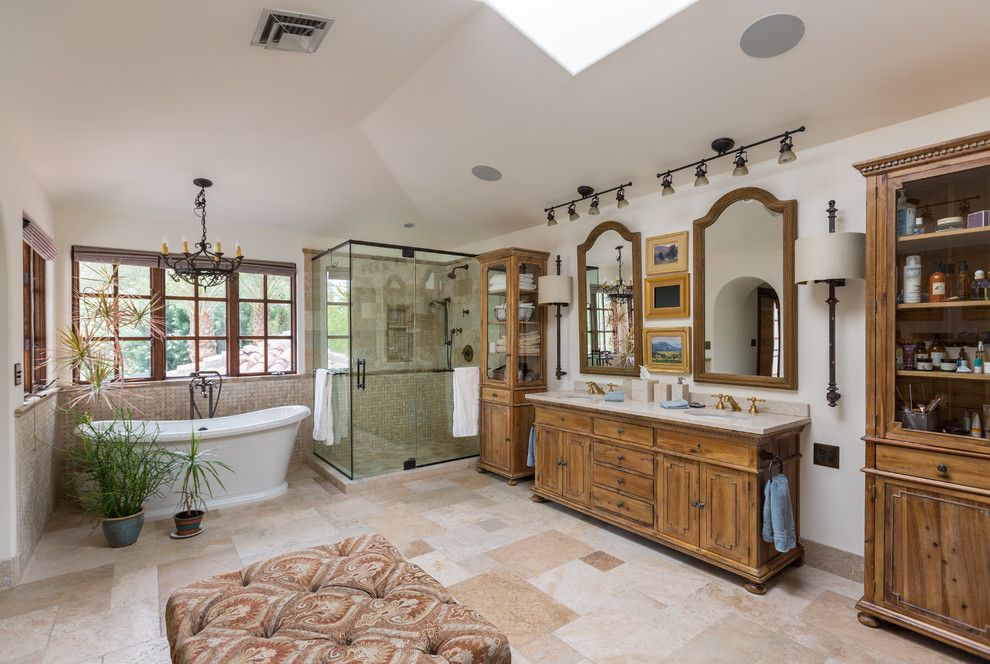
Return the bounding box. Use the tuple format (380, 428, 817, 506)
(854, 131, 990, 658)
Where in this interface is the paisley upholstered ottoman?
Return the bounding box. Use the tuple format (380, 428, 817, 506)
(166, 533, 510, 663)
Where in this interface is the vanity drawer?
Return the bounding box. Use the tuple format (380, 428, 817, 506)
(535, 408, 591, 433)
(592, 442, 654, 476)
(592, 486, 653, 526)
(592, 418, 653, 446)
(876, 445, 990, 491)
(593, 464, 654, 501)
(482, 387, 511, 405)
(657, 429, 753, 468)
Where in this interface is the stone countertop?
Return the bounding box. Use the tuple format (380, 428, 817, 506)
(526, 391, 810, 437)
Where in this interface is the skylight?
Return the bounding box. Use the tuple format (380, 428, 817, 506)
(484, 0, 698, 75)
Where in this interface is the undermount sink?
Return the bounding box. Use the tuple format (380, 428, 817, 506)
(682, 410, 740, 420)
(558, 394, 593, 401)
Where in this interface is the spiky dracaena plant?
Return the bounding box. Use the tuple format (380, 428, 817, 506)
(170, 432, 231, 516)
(49, 263, 163, 410)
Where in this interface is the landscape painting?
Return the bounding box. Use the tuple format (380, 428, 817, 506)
(645, 231, 688, 274)
(644, 327, 690, 373)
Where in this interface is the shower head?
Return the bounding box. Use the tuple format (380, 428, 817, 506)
(429, 297, 451, 307)
(446, 264, 470, 279)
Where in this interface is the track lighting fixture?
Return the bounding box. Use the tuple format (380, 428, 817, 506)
(543, 182, 632, 227)
(616, 187, 629, 209)
(660, 172, 675, 196)
(778, 134, 796, 164)
(694, 162, 709, 187)
(655, 126, 805, 196)
(732, 150, 749, 176)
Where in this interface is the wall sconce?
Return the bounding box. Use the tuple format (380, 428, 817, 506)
(538, 255, 573, 380)
(795, 201, 865, 407)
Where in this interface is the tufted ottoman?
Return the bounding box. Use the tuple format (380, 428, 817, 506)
(166, 533, 510, 663)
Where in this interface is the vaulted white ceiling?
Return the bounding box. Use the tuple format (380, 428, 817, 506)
(2, 0, 990, 248)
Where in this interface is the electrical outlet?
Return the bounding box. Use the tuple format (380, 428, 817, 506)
(813, 443, 840, 469)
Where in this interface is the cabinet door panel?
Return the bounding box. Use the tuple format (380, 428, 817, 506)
(882, 482, 990, 641)
(480, 402, 510, 470)
(562, 434, 591, 504)
(535, 426, 562, 495)
(658, 456, 699, 545)
(700, 465, 750, 563)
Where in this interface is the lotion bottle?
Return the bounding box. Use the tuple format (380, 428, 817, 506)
(903, 255, 922, 304)
(929, 263, 947, 302)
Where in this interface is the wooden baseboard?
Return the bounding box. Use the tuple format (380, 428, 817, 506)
(856, 599, 990, 659)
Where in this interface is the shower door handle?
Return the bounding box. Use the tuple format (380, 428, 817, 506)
(356, 360, 366, 390)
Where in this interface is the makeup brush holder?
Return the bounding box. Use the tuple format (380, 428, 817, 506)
(900, 411, 938, 431)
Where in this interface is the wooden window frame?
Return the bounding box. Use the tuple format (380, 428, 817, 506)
(71, 252, 297, 383)
(23, 240, 47, 393)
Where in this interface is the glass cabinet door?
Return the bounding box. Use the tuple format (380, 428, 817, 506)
(516, 258, 544, 385)
(888, 162, 990, 443)
(484, 261, 510, 385)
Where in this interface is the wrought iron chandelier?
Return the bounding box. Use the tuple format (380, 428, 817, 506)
(160, 178, 243, 288)
(602, 245, 634, 303)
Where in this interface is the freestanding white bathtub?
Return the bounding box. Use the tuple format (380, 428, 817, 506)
(84, 405, 310, 518)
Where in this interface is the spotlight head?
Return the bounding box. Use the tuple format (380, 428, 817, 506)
(547, 209, 557, 227)
(588, 195, 600, 215)
(660, 172, 675, 197)
(732, 151, 749, 176)
(694, 162, 709, 187)
(778, 135, 797, 164)
(616, 187, 629, 209)
(568, 203, 579, 221)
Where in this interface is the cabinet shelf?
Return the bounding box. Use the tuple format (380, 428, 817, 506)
(896, 225, 990, 252)
(897, 300, 990, 310)
(897, 369, 990, 382)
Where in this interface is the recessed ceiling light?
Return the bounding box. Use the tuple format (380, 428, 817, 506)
(471, 165, 502, 182)
(403, 222, 415, 229)
(740, 14, 804, 58)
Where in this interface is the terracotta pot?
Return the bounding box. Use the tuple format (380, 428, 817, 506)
(173, 510, 205, 538)
(102, 510, 145, 548)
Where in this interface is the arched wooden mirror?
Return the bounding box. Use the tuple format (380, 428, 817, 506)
(578, 221, 643, 376)
(693, 187, 797, 389)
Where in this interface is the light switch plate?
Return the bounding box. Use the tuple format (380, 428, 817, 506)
(14, 363, 22, 386)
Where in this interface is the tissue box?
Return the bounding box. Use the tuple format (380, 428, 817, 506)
(967, 210, 990, 228)
(629, 379, 658, 402)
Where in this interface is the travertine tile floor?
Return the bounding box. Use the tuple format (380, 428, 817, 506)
(0, 463, 981, 664)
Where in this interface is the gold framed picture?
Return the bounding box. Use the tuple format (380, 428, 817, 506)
(644, 327, 691, 374)
(645, 273, 690, 319)
(645, 231, 688, 275)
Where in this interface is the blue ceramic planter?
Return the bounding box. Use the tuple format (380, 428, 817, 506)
(101, 510, 145, 548)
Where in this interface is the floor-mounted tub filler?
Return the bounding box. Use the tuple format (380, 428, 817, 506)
(83, 405, 310, 518)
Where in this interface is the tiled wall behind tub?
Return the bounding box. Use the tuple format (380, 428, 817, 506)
(54, 374, 316, 465)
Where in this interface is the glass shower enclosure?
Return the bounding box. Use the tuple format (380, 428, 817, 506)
(311, 241, 480, 479)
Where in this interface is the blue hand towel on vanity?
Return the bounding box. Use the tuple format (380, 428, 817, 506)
(604, 391, 625, 402)
(762, 473, 797, 553)
(659, 399, 690, 409)
(526, 424, 536, 467)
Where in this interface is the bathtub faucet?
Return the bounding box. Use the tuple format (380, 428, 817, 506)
(189, 371, 223, 420)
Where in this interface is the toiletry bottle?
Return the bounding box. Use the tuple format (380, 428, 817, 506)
(957, 347, 970, 371)
(903, 255, 922, 304)
(896, 191, 915, 237)
(975, 341, 985, 374)
(913, 214, 924, 235)
(915, 341, 931, 371)
(930, 335, 946, 369)
(975, 269, 990, 300)
(957, 261, 970, 301)
(972, 412, 983, 438)
(902, 338, 917, 370)
(929, 263, 947, 302)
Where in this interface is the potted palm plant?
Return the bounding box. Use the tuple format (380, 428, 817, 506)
(67, 414, 176, 547)
(169, 431, 231, 539)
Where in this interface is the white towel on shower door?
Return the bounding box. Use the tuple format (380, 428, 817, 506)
(313, 368, 334, 443)
(452, 367, 480, 437)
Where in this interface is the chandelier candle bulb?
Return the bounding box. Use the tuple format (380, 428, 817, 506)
(235, 241, 242, 258)
(215, 239, 222, 254)
(161, 238, 168, 255)
(182, 236, 189, 253)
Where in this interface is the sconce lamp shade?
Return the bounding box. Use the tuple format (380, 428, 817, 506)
(795, 232, 866, 284)
(538, 275, 573, 305)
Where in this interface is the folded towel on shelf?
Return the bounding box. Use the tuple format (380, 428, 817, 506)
(527, 424, 536, 467)
(659, 399, 690, 409)
(762, 472, 797, 553)
(312, 368, 334, 443)
(488, 273, 507, 290)
(452, 366, 480, 437)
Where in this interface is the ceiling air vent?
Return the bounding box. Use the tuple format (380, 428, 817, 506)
(251, 9, 332, 54)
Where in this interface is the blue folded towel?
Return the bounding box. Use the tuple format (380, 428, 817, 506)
(526, 424, 536, 467)
(762, 473, 797, 553)
(604, 391, 625, 402)
(659, 399, 690, 409)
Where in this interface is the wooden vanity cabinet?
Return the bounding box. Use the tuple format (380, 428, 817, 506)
(855, 133, 990, 658)
(531, 403, 805, 591)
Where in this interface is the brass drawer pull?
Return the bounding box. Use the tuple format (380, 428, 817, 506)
(616, 501, 625, 508)
(617, 478, 625, 485)
(616, 427, 625, 434)
(616, 454, 625, 461)
(936, 464, 948, 474)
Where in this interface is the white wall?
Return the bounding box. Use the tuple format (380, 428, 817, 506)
(462, 95, 990, 556)
(0, 131, 53, 570)
(53, 206, 338, 376)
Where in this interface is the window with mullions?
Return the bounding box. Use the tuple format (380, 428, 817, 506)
(164, 271, 229, 376)
(237, 272, 294, 374)
(325, 274, 349, 369)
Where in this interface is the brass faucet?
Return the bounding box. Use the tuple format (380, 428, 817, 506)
(712, 393, 727, 409)
(725, 395, 742, 412)
(747, 397, 767, 414)
(586, 381, 606, 395)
